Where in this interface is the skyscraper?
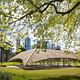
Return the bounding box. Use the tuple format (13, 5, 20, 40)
(47, 41, 55, 49)
(24, 37, 31, 50)
(46, 41, 51, 49)
(55, 45, 61, 50)
(36, 40, 48, 49)
(16, 36, 20, 48)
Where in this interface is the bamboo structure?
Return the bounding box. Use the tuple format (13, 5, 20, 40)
(9, 49, 80, 68)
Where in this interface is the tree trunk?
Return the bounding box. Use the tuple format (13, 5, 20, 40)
(0, 48, 3, 66)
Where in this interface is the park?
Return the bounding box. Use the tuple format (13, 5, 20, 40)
(0, 0, 80, 80)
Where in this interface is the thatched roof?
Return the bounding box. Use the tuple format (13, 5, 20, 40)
(9, 49, 80, 65)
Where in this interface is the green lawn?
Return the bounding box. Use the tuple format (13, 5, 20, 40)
(0, 62, 20, 66)
(0, 68, 80, 80)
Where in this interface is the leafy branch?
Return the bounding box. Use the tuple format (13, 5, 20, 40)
(9, 0, 80, 24)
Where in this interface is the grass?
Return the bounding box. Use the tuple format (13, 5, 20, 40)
(0, 68, 80, 80)
(0, 62, 20, 66)
(1, 61, 80, 66)
(0, 62, 80, 80)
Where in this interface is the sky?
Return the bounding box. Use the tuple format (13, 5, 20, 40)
(5, 0, 80, 53)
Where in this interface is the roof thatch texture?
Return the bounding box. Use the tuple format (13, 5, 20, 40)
(9, 49, 79, 65)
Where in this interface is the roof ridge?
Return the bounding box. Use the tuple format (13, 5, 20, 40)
(24, 48, 37, 65)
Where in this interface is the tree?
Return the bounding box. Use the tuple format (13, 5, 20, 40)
(0, 27, 13, 65)
(16, 45, 25, 54)
(0, 41, 12, 66)
(3, 42, 13, 62)
(0, 0, 80, 51)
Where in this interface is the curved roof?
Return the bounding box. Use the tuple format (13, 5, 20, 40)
(9, 49, 80, 65)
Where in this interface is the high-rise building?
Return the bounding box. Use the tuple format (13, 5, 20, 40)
(24, 37, 31, 50)
(47, 41, 55, 49)
(55, 45, 61, 50)
(46, 41, 51, 49)
(16, 36, 20, 48)
(50, 43, 55, 49)
(36, 40, 48, 49)
(36, 40, 41, 48)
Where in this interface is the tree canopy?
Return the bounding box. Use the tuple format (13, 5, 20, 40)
(0, 0, 80, 51)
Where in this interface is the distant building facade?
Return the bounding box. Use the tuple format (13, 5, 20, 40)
(24, 37, 31, 50)
(55, 45, 61, 50)
(36, 40, 56, 50)
(16, 36, 21, 48)
(46, 41, 55, 49)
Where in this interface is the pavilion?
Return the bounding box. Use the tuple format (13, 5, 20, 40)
(9, 49, 80, 69)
